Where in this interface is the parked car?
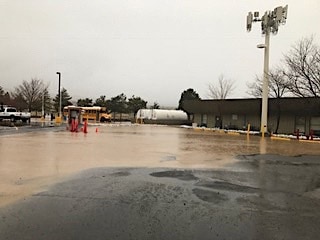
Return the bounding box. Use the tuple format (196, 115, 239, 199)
(0, 106, 31, 123)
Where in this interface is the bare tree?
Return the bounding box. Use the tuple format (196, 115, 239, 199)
(247, 68, 292, 134)
(0, 86, 4, 96)
(208, 74, 235, 99)
(12, 78, 49, 112)
(0, 86, 12, 106)
(284, 36, 320, 97)
(247, 68, 291, 98)
(0, 86, 6, 104)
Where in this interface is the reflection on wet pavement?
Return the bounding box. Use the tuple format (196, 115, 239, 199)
(0, 124, 320, 207)
(1, 164, 319, 239)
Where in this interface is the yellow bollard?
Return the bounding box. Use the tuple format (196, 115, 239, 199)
(55, 116, 62, 124)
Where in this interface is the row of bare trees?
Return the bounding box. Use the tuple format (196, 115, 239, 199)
(248, 36, 320, 98)
(206, 36, 319, 100)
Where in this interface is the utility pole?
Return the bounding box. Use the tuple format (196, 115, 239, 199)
(56, 72, 61, 118)
(42, 91, 44, 119)
(247, 5, 288, 137)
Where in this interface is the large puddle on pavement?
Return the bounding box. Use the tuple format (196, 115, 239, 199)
(1, 124, 320, 207)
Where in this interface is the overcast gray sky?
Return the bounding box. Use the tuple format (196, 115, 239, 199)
(1, 0, 319, 107)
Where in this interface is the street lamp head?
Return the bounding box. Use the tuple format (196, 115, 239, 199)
(56, 72, 60, 75)
(257, 44, 266, 49)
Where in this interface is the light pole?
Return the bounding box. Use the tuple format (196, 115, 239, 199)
(258, 31, 270, 137)
(56, 72, 61, 118)
(41, 91, 44, 119)
(247, 5, 288, 136)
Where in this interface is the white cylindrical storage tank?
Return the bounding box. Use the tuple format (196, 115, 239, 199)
(136, 109, 152, 119)
(151, 109, 188, 121)
(136, 109, 189, 125)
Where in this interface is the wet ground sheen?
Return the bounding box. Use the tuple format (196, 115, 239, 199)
(0, 124, 320, 239)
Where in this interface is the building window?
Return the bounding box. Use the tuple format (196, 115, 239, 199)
(310, 116, 320, 135)
(295, 116, 306, 134)
(201, 114, 207, 127)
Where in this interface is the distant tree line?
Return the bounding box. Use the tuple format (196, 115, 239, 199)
(77, 93, 148, 117)
(0, 83, 154, 117)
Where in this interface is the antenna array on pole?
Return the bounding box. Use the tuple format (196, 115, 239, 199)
(246, 5, 288, 34)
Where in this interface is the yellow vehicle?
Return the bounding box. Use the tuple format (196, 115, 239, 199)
(63, 106, 112, 122)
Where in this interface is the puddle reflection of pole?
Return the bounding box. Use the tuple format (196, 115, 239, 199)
(259, 137, 267, 154)
(246, 123, 251, 140)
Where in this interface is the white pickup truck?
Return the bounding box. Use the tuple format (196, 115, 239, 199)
(0, 106, 31, 123)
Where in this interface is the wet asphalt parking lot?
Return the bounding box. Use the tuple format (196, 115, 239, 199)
(0, 124, 320, 239)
